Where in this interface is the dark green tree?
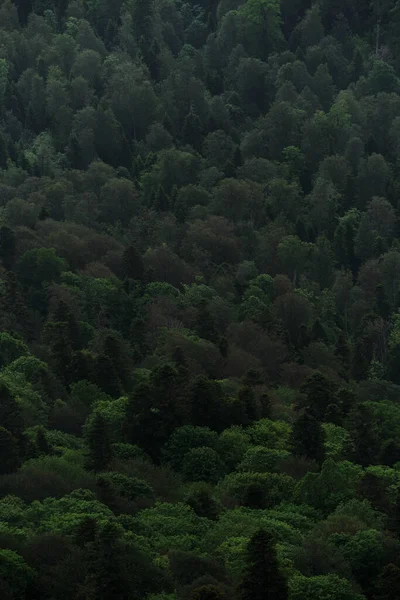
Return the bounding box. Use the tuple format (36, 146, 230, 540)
(238, 529, 288, 600)
(374, 563, 400, 600)
(299, 371, 338, 420)
(291, 410, 326, 464)
(0, 382, 22, 438)
(0, 131, 8, 169)
(0, 227, 16, 270)
(85, 412, 113, 471)
(0, 426, 20, 474)
(122, 246, 145, 281)
(94, 354, 122, 398)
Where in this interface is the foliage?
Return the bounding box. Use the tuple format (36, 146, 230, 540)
(0, 1, 399, 598)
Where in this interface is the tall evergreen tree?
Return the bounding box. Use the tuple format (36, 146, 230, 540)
(238, 529, 288, 600)
(94, 354, 122, 398)
(86, 413, 113, 471)
(291, 410, 325, 464)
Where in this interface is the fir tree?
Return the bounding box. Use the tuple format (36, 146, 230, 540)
(347, 403, 380, 467)
(86, 413, 113, 471)
(291, 410, 326, 464)
(238, 529, 288, 600)
(238, 386, 259, 423)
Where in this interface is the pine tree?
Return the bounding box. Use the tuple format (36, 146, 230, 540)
(291, 410, 325, 464)
(347, 404, 380, 467)
(86, 413, 113, 471)
(238, 529, 288, 600)
(238, 386, 259, 423)
(0, 426, 20, 474)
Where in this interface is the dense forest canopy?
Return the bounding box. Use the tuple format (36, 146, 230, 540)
(2, 0, 400, 598)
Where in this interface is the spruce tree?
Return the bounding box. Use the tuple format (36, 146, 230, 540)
(291, 410, 325, 464)
(238, 529, 288, 600)
(347, 403, 380, 467)
(299, 371, 337, 420)
(86, 413, 113, 471)
(238, 386, 259, 423)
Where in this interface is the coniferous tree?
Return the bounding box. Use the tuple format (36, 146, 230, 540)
(347, 403, 380, 467)
(238, 529, 288, 600)
(191, 376, 224, 432)
(291, 410, 326, 464)
(238, 386, 259, 422)
(94, 354, 122, 398)
(86, 413, 113, 471)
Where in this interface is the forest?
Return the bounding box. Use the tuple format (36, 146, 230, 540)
(2, 0, 400, 598)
